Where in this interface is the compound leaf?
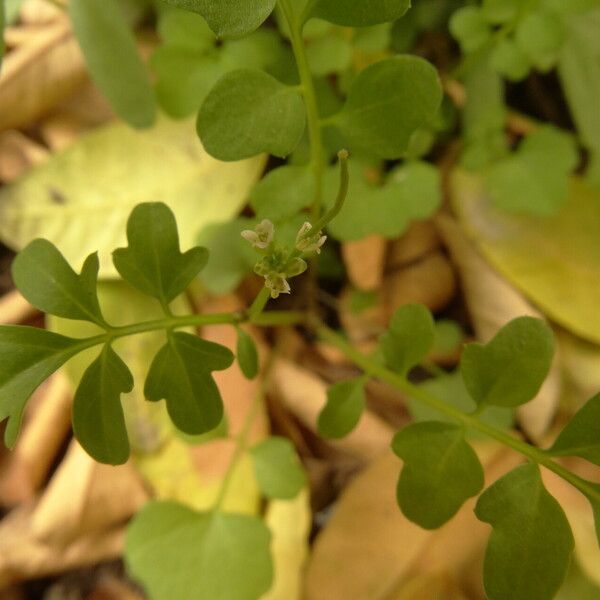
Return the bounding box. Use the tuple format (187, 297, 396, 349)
(380, 304, 435, 376)
(515, 10, 566, 72)
(160, 0, 276, 38)
(144, 331, 234, 435)
(0, 326, 83, 447)
(197, 69, 306, 161)
(236, 327, 259, 380)
(460, 317, 554, 408)
(126, 501, 273, 600)
(548, 392, 600, 466)
(251, 436, 306, 500)
(308, 0, 410, 27)
(113, 202, 209, 306)
(475, 463, 574, 600)
(72, 344, 133, 465)
(12, 240, 106, 327)
(318, 377, 366, 439)
(332, 56, 442, 159)
(70, 0, 156, 128)
(392, 421, 484, 529)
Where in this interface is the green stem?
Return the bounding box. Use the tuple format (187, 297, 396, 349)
(318, 324, 600, 505)
(278, 0, 325, 222)
(61, 310, 305, 353)
(247, 287, 271, 322)
(309, 149, 349, 234)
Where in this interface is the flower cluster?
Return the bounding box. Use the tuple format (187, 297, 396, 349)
(241, 219, 327, 298)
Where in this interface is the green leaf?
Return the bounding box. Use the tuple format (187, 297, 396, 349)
(409, 372, 514, 432)
(125, 501, 273, 600)
(548, 393, 600, 465)
(584, 485, 600, 545)
(331, 57, 442, 159)
(144, 331, 234, 435)
(12, 240, 106, 326)
(72, 344, 133, 465)
(318, 377, 366, 439)
(516, 10, 566, 72)
(236, 327, 259, 380)
(324, 160, 441, 241)
(490, 39, 531, 81)
(392, 422, 484, 529)
(380, 304, 435, 375)
(308, 0, 410, 27)
(0, 117, 265, 276)
(460, 317, 554, 408)
(484, 126, 578, 215)
(197, 69, 306, 161)
(249, 165, 314, 221)
(113, 203, 208, 306)
(251, 436, 306, 500)
(196, 218, 257, 294)
(160, 0, 276, 37)
(450, 6, 492, 53)
(69, 0, 156, 128)
(481, 0, 520, 24)
(475, 463, 574, 600)
(306, 36, 352, 76)
(0, 326, 82, 447)
(558, 9, 600, 161)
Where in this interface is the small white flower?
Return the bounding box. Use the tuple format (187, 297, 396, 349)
(241, 219, 275, 249)
(264, 273, 291, 299)
(295, 221, 326, 254)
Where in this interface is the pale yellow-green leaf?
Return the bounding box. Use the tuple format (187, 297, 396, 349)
(451, 170, 600, 344)
(262, 489, 311, 600)
(0, 116, 265, 276)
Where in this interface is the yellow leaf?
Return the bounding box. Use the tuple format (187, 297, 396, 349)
(262, 489, 311, 600)
(451, 170, 600, 344)
(0, 115, 265, 276)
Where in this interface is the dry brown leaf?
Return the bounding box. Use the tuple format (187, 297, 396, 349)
(338, 286, 386, 352)
(0, 374, 71, 505)
(0, 290, 37, 325)
(0, 504, 123, 590)
(270, 358, 394, 461)
(342, 236, 387, 291)
(0, 19, 87, 132)
(437, 214, 562, 441)
(0, 131, 49, 183)
(384, 252, 457, 317)
(387, 220, 440, 270)
(19, 0, 63, 25)
(305, 444, 522, 600)
(30, 441, 148, 545)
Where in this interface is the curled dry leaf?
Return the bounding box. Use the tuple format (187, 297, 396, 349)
(0, 19, 87, 132)
(269, 358, 394, 461)
(30, 440, 149, 544)
(437, 214, 562, 441)
(386, 219, 441, 270)
(383, 251, 457, 317)
(0, 374, 71, 506)
(342, 235, 386, 291)
(0, 131, 49, 183)
(0, 504, 123, 589)
(305, 444, 522, 600)
(0, 290, 37, 325)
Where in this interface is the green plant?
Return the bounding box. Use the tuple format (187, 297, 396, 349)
(1, 0, 600, 598)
